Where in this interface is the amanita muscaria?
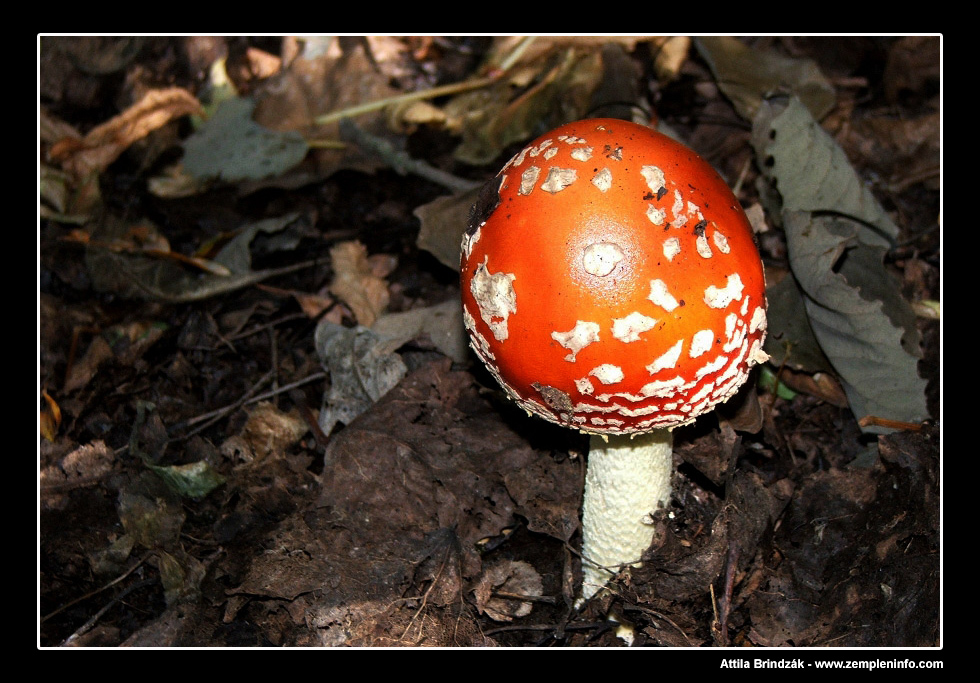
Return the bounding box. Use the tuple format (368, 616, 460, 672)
(460, 118, 769, 602)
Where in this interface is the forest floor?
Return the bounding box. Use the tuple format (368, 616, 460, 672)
(38, 35, 940, 649)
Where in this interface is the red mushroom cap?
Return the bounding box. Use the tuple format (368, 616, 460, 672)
(461, 118, 768, 436)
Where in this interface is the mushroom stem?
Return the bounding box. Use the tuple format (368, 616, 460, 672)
(579, 429, 673, 604)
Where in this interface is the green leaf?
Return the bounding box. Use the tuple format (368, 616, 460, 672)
(148, 460, 226, 499)
(182, 96, 309, 182)
(758, 365, 798, 400)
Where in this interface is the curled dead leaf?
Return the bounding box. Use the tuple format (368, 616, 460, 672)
(237, 401, 309, 462)
(50, 87, 203, 179)
(775, 367, 849, 408)
(40, 390, 62, 441)
(472, 560, 544, 622)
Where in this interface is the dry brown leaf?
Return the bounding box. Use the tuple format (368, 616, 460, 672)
(251, 36, 404, 177)
(883, 36, 940, 104)
(653, 36, 692, 83)
(63, 320, 167, 393)
(40, 440, 116, 510)
(842, 112, 940, 192)
(295, 292, 344, 322)
(40, 390, 62, 442)
(50, 87, 203, 179)
(245, 47, 283, 80)
(232, 401, 309, 463)
(328, 241, 392, 327)
(414, 186, 481, 271)
(472, 560, 544, 622)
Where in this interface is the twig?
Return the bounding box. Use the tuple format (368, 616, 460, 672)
(491, 591, 558, 606)
(398, 543, 453, 643)
(316, 76, 495, 128)
(714, 544, 739, 646)
(858, 415, 924, 432)
(171, 370, 326, 440)
(339, 118, 481, 193)
(312, 36, 538, 128)
(120, 259, 321, 304)
(43, 553, 151, 623)
(623, 604, 694, 646)
(60, 576, 156, 646)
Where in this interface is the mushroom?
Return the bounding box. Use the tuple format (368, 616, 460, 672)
(460, 118, 769, 604)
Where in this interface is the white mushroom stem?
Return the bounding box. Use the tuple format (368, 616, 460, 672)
(578, 429, 674, 604)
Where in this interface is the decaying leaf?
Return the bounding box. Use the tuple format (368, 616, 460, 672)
(372, 298, 469, 364)
(39, 390, 63, 441)
(472, 560, 543, 622)
(211, 213, 304, 274)
(40, 440, 116, 510)
(328, 240, 394, 327)
(84, 213, 305, 302)
(653, 36, 692, 83)
(155, 549, 204, 606)
(882, 35, 941, 104)
(745, 426, 939, 647)
(116, 473, 186, 551)
(763, 272, 835, 374)
(48, 87, 203, 179)
(751, 96, 927, 432)
(448, 47, 604, 166)
(840, 112, 941, 193)
(414, 187, 482, 272)
(182, 96, 309, 182)
(695, 36, 836, 122)
(752, 97, 900, 243)
(146, 460, 226, 500)
(780, 212, 928, 430)
(63, 319, 168, 393)
(224, 401, 309, 463)
(314, 321, 407, 435)
(251, 36, 404, 178)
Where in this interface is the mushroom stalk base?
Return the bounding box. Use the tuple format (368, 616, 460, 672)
(578, 429, 673, 604)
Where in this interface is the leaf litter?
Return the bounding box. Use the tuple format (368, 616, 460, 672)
(39, 35, 940, 648)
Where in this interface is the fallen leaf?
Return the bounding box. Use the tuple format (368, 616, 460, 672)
(780, 212, 928, 430)
(39, 390, 62, 441)
(448, 47, 604, 166)
(472, 560, 543, 621)
(51, 87, 202, 179)
(181, 96, 309, 182)
(40, 440, 115, 510)
(751, 97, 927, 432)
(236, 401, 309, 462)
(328, 240, 392, 327)
(63, 320, 167, 393)
(117, 473, 186, 551)
(84, 213, 305, 302)
(314, 321, 407, 435)
(251, 36, 404, 178)
(696, 36, 836, 122)
(414, 186, 482, 272)
(147, 460, 226, 500)
(372, 299, 469, 363)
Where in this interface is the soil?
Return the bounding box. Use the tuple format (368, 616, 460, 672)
(38, 35, 941, 649)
